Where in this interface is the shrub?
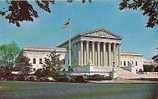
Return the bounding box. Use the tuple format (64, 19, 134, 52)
(88, 75, 111, 81)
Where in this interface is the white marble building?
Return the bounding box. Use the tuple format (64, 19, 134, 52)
(58, 29, 121, 75)
(22, 28, 146, 76)
(23, 47, 66, 70)
(120, 52, 144, 73)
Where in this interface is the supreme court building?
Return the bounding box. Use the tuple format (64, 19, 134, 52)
(58, 28, 121, 67)
(23, 28, 144, 76)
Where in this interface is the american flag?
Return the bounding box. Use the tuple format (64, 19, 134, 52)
(63, 18, 71, 28)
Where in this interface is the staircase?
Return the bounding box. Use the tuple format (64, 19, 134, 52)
(116, 67, 139, 79)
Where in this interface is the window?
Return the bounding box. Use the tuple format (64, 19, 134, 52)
(135, 61, 137, 66)
(127, 61, 130, 66)
(39, 58, 42, 64)
(128, 61, 133, 66)
(33, 58, 36, 64)
(33, 68, 36, 71)
(124, 61, 126, 66)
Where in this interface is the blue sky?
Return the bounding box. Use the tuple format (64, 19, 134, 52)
(0, 0, 158, 59)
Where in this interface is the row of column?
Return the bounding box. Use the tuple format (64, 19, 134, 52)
(78, 41, 120, 66)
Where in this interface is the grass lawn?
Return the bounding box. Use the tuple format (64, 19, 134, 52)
(0, 81, 157, 99)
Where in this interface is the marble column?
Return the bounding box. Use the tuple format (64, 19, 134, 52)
(78, 43, 81, 65)
(97, 42, 100, 66)
(86, 41, 89, 65)
(113, 43, 116, 65)
(89, 42, 92, 65)
(100, 43, 102, 66)
(103, 43, 107, 66)
(83, 42, 86, 65)
(108, 43, 111, 66)
(100, 47, 103, 66)
(95, 43, 97, 65)
(80, 41, 83, 66)
(118, 44, 120, 67)
(92, 41, 95, 65)
(115, 44, 118, 66)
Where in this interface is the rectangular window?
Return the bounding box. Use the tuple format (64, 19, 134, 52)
(128, 61, 130, 66)
(33, 58, 36, 64)
(135, 61, 137, 66)
(39, 58, 42, 64)
(124, 61, 126, 66)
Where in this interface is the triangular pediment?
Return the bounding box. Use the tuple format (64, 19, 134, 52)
(57, 29, 121, 47)
(81, 29, 121, 39)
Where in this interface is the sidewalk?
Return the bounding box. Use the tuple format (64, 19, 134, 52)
(88, 80, 158, 84)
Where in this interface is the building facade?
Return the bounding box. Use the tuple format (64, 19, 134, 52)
(57, 29, 122, 75)
(22, 29, 122, 75)
(22, 28, 148, 76)
(152, 55, 158, 71)
(120, 52, 144, 73)
(152, 54, 158, 65)
(143, 59, 156, 72)
(58, 29, 121, 67)
(23, 47, 66, 70)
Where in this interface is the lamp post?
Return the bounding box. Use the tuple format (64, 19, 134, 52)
(111, 62, 117, 79)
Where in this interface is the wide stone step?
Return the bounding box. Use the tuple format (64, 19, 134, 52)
(117, 68, 139, 79)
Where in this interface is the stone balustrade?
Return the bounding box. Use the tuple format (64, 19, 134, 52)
(72, 66, 114, 76)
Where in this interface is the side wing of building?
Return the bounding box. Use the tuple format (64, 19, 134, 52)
(120, 52, 144, 72)
(23, 47, 66, 70)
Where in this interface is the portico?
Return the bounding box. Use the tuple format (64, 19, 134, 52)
(58, 29, 121, 68)
(78, 40, 120, 67)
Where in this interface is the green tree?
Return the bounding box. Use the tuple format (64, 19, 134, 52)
(0, 0, 91, 27)
(15, 50, 32, 75)
(0, 0, 157, 28)
(0, 41, 20, 67)
(43, 50, 63, 76)
(34, 50, 64, 79)
(120, 0, 158, 28)
(0, 0, 158, 28)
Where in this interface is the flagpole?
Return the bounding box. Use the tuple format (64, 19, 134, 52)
(63, 18, 71, 72)
(68, 2, 72, 71)
(68, 26, 71, 71)
(65, 2, 72, 71)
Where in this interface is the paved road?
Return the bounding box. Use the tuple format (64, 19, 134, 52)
(0, 81, 158, 99)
